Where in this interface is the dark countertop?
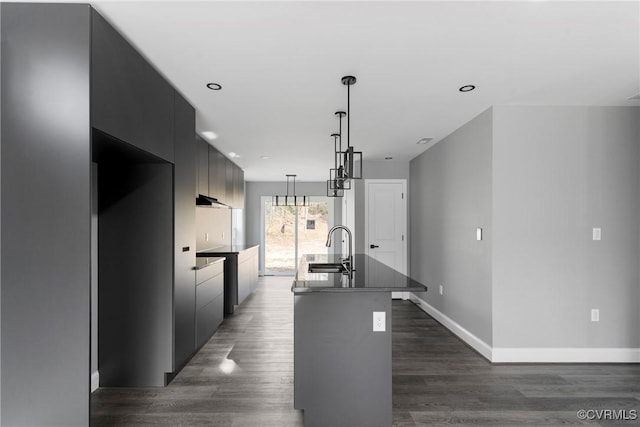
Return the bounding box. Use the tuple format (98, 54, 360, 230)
(292, 253, 428, 293)
(194, 256, 226, 270)
(197, 244, 259, 256)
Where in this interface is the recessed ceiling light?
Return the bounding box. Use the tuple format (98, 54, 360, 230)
(228, 152, 240, 158)
(206, 82, 222, 90)
(385, 156, 393, 160)
(459, 85, 476, 92)
(260, 156, 269, 159)
(416, 137, 433, 145)
(202, 131, 217, 140)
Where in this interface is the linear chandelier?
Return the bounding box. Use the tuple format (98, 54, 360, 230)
(327, 75, 363, 198)
(273, 174, 309, 207)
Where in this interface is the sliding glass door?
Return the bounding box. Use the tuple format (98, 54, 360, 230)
(262, 197, 333, 275)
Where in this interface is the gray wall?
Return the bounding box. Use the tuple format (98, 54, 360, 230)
(353, 160, 411, 254)
(245, 181, 337, 272)
(492, 106, 640, 348)
(409, 109, 494, 345)
(409, 105, 640, 351)
(1, 4, 91, 424)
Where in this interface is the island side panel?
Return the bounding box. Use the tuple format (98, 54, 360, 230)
(294, 292, 392, 427)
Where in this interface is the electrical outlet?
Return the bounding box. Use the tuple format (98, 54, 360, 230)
(205, 232, 209, 241)
(591, 308, 600, 322)
(373, 312, 385, 332)
(439, 285, 443, 295)
(222, 231, 225, 239)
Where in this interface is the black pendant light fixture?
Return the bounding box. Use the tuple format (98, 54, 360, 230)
(273, 174, 309, 207)
(340, 75, 363, 180)
(327, 75, 362, 197)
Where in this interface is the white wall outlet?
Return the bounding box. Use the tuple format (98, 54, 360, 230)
(205, 232, 209, 241)
(591, 308, 600, 322)
(476, 228, 483, 241)
(439, 285, 444, 295)
(592, 228, 601, 241)
(222, 231, 225, 239)
(373, 311, 386, 332)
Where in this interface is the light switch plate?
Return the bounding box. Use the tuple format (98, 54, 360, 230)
(373, 312, 386, 332)
(476, 228, 483, 241)
(592, 228, 601, 241)
(591, 308, 600, 322)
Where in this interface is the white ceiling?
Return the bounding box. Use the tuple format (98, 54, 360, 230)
(91, 0, 640, 182)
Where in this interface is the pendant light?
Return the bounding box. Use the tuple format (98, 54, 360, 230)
(273, 174, 309, 207)
(327, 111, 351, 197)
(340, 75, 362, 180)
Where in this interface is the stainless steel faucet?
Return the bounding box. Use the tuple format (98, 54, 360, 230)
(325, 225, 353, 271)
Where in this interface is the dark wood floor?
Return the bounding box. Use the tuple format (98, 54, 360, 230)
(91, 276, 640, 426)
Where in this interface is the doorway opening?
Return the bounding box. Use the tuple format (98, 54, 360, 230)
(261, 196, 334, 275)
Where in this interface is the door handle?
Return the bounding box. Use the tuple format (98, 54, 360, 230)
(370, 244, 379, 249)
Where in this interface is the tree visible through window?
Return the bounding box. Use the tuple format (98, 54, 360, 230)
(264, 200, 330, 274)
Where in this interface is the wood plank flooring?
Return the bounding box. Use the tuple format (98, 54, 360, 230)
(91, 276, 640, 426)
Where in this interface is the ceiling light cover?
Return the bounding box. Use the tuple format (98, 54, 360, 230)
(416, 137, 433, 144)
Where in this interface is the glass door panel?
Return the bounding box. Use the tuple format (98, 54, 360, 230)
(297, 201, 330, 259)
(262, 197, 333, 276)
(264, 202, 297, 274)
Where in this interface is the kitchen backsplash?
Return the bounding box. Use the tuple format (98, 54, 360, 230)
(196, 207, 232, 251)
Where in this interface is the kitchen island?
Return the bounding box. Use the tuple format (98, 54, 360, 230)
(292, 253, 427, 427)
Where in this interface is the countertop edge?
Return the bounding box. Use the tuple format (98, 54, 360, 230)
(292, 286, 427, 294)
(196, 244, 259, 256)
(194, 256, 226, 270)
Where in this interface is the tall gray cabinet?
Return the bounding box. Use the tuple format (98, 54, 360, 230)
(1, 3, 198, 424)
(1, 4, 91, 426)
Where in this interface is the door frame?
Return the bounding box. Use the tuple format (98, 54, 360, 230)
(364, 179, 408, 298)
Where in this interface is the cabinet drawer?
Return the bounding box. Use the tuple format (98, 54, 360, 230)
(196, 294, 223, 348)
(195, 260, 224, 284)
(196, 274, 224, 310)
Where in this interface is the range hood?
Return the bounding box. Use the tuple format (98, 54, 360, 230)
(196, 194, 230, 208)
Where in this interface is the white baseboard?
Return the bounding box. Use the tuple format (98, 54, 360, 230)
(91, 371, 99, 392)
(492, 347, 640, 363)
(409, 293, 640, 364)
(409, 293, 493, 361)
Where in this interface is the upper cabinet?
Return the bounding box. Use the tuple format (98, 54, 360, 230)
(195, 142, 244, 208)
(196, 136, 209, 197)
(91, 11, 174, 163)
(233, 166, 245, 209)
(209, 147, 227, 203)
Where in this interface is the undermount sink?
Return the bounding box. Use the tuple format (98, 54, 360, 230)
(308, 262, 348, 274)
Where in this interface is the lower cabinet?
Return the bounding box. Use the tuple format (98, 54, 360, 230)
(237, 247, 259, 307)
(195, 260, 225, 349)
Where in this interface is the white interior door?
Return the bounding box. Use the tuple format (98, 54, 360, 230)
(365, 180, 408, 299)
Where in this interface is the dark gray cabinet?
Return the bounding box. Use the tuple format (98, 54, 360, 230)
(1, 4, 91, 425)
(91, 10, 174, 163)
(225, 158, 235, 206)
(209, 146, 227, 202)
(233, 166, 245, 209)
(197, 136, 210, 196)
(197, 144, 245, 208)
(173, 92, 197, 371)
(195, 261, 225, 348)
